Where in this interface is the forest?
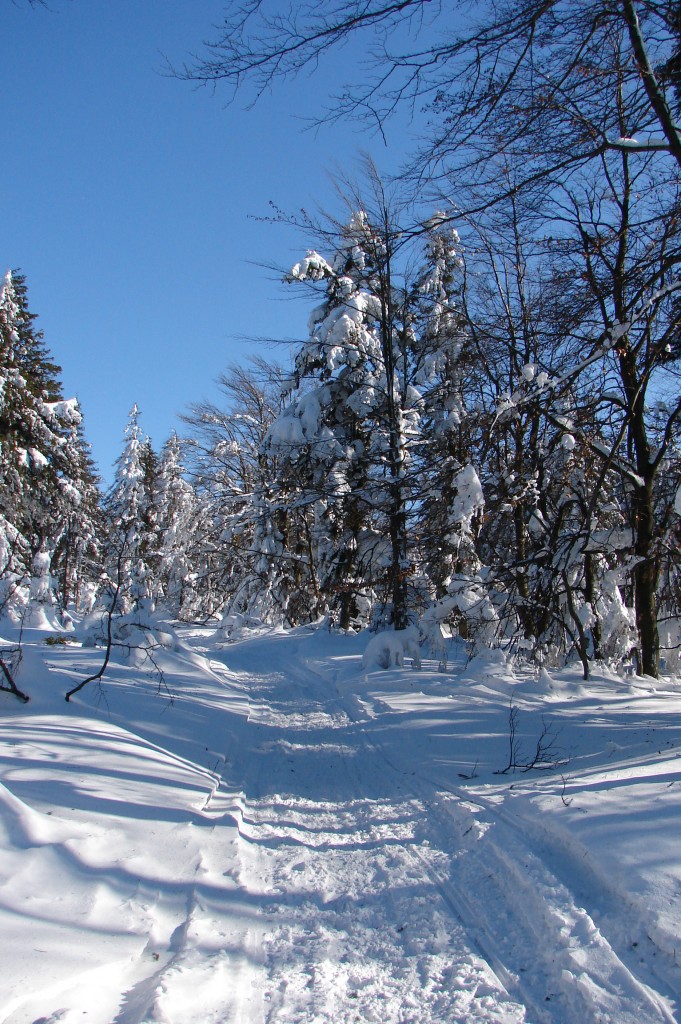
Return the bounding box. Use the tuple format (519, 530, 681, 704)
(1, 0, 680, 684)
(3, 5, 681, 1020)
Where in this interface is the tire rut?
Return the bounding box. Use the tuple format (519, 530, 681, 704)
(344, 686, 679, 1024)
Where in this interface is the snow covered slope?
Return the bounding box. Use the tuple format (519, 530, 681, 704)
(1, 621, 680, 1023)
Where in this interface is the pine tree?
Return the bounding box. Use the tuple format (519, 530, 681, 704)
(51, 421, 103, 613)
(0, 270, 101, 614)
(154, 434, 198, 615)
(104, 405, 153, 613)
(270, 238, 378, 627)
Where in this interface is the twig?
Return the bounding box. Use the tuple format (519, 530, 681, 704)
(496, 698, 568, 774)
(65, 555, 124, 702)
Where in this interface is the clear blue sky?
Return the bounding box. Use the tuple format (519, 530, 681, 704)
(3, 0, 414, 483)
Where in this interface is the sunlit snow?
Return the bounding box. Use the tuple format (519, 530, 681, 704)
(0, 618, 680, 1023)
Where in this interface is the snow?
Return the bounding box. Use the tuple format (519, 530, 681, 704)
(450, 464, 484, 531)
(44, 397, 82, 426)
(362, 625, 422, 670)
(288, 251, 333, 282)
(0, 619, 680, 1023)
(28, 447, 49, 469)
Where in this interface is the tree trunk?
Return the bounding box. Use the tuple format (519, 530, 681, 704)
(632, 481, 660, 676)
(389, 488, 409, 630)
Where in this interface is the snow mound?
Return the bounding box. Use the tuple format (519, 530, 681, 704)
(362, 626, 422, 670)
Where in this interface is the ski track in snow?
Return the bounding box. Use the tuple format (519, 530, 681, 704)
(0, 626, 680, 1023)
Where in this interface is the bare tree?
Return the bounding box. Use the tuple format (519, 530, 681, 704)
(177, 1, 681, 190)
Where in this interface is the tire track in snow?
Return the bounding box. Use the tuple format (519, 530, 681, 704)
(232, 789, 527, 1023)
(208, 645, 528, 1024)
(442, 781, 681, 1004)
(324, 683, 562, 1023)
(415, 791, 677, 1024)
(437, 787, 680, 1022)
(344, 686, 679, 1024)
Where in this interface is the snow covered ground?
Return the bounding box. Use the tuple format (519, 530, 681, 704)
(1, 617, 681, 1023)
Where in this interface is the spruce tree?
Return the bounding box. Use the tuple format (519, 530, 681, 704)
(0, 270, 101, 613)
(154, 434, 197, 615)
(105, 405, 152, 613)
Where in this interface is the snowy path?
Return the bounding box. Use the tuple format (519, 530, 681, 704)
(188, 638, 527, 1024)
(160, 631, 677, 1024)
(1, 624, 680, 1023)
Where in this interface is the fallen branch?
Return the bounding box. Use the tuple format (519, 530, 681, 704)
(65, 559, 122, 702)
(0, 649, 29, 703)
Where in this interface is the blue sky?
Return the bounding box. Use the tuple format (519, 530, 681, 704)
(3, 0, 415, 482)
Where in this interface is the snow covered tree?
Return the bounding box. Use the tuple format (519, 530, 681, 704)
(153, 433, 198, 616)
(181, 357, 292, 623)
(51, 422, 103, 613)
(269, 214, 409, 627)
(268, 177, 470, 631)
(0, 270, 101, 616)
(138, 436, 161, 591)
(537, 152, 681, 677)
(411, 226, 475, 600)
(268, 235, 382, 627)
(451, 145, 681, 678)
(103, 405, 155, 614)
